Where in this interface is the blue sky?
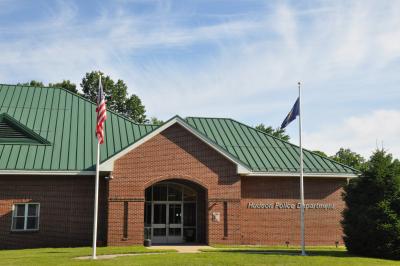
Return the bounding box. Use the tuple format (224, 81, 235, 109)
(0, 0, 399, 158)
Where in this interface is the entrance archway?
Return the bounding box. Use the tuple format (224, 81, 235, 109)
(144, 179, 206, 244)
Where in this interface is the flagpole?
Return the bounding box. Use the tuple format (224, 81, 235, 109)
(92, 76, 102, 260)
(298, 81, 306, 256)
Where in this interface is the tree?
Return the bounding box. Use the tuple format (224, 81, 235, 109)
(313, 150, 328, 157)
(49, 80, 78, 94)
(125, 94, 146, 123)
(149, 117, 164, 125)
(80, 71, 147, 123)
(18, 80, 44, 87)
(342, 150, 400, 259)
(332, 148, 366, 171)
(255, 123, 290, 141)
(81, 71, 114, 103)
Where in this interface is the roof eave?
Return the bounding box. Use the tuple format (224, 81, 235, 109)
(239, 170, 358, 178)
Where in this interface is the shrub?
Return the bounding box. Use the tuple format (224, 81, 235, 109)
(342, 150, 400, 259)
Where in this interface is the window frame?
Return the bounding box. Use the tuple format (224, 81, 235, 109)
(11, 203, 40, 232)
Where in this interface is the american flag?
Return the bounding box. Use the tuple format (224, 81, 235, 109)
(96, 77, 107, 144)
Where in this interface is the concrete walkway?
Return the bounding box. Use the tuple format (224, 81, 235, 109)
(75, 252, 167, 260)
(148, 245, 215, 253)
(75, 245, 215, 260)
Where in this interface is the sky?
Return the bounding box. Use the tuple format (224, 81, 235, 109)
(0, 0, 399, 159)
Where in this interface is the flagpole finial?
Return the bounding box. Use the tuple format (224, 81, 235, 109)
(298, 81, 301, 86)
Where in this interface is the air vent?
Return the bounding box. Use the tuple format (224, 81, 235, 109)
(0, 121, 29, 138)
(0, 113, 50, 144)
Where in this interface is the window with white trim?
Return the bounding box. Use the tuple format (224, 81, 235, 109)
(11, 203, 40, 231)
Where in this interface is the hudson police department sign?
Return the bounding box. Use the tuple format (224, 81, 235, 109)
(247, 202, 335, 210)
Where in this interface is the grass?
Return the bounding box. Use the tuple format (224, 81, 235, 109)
(0, 245, 399, 266)
(0, 246, 174, 266)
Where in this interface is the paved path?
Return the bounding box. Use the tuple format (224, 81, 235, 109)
(75, 245, 215, 260)
(148, 245, 215, 253)
(75, 252, 167, 260)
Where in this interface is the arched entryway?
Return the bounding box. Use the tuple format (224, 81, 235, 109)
(144, 179, 206, 244)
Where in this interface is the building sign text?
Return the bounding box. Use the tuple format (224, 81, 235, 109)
(247, 202, 335, 210)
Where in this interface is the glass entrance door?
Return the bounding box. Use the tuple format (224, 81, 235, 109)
(168, 203, 182, 243)
(152, 203, 167, 243)
(145, 182, 197, 244)
(151, 203, 183, 243)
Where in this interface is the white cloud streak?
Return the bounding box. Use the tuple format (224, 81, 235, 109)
(0, 0, 399, 157)
(304, 109, 400, 158)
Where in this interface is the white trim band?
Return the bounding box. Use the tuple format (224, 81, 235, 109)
(0, 170, 96, 176)
(241, 172, 358, 178)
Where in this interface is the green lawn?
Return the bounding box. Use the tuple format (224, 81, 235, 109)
(0, 245, 399, 266)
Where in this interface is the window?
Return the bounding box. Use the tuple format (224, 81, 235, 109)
(153, 184, 167, 201)
(11, 203, 40, 231)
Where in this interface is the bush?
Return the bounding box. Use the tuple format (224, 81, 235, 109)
(342, 150, 400, 259)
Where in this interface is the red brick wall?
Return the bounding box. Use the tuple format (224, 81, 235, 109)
(109, 123, 347, 246)
(0, 175, 107, 249)
(240, 177, 346, 246)
(108, 123, 241, 245)
(0, 125, 348, 249)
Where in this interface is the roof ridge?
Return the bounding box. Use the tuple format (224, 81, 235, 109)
(0, 83, 52, 89)
(186, 116, 233, 120)
(0, 83, 159, 128)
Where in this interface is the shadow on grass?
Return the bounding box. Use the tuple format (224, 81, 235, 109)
(42, 251, 71, 254)
(206, 249, 355, 258)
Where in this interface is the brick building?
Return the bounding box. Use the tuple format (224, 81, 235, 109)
(0, 84, 358, 249)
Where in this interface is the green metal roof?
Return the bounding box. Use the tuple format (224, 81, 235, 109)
(0, 84, 357, 175)
(0, 84, 158, 171)
(184, 117, 358, 175)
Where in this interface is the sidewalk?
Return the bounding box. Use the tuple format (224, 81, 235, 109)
(75, 245, 215, 260)
(148, 245, 215, 253)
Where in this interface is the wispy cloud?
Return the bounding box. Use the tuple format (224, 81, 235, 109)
(0, 0, 399, 157)
(304, 109, 400, 158)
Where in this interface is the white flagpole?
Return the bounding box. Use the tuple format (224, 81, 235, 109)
(298, 81, 306, 256)
(92, 75, 101, 260)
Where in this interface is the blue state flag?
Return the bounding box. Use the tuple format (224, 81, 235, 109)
(280, 97, 300, 129)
